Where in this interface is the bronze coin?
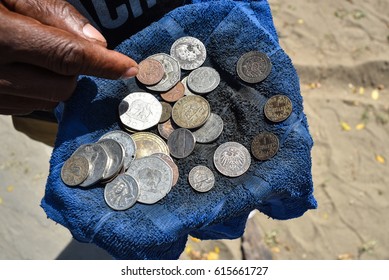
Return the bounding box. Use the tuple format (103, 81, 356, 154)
(251, 132, 279, 160)
(160, 81, 185, 102)
(158, 119, 176, 140)
(159, 102, 172, 123)
(264, 95, 293, 122)
(136, 58, 165, 86)
(236, 51, 272, 84)
(167, 128, 196, 159)
(171, 95, 211, 129)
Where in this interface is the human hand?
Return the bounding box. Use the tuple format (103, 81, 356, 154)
(0, 0, 138, 115)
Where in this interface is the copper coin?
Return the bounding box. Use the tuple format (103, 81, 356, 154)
(159, 102, 172, 123)
(158, 119, 176, 140)
(264, 94, 293, 122)
(237, 51, 272, 83)
(171, 95, 211, 129)
(136, 58, 165, 86)
(251, 132, 279, 160)
(152, 153, 179, 187)
(167, 128, 196, 159)
(160, 81, 185, 102)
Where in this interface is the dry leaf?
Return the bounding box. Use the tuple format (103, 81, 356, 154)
(359, 87, 365, 95)
(371, 89, 379, 100)
(207, 251, 219, 260)
(190, 237, 201, 243)
(271, 247, 281, 253)
(6, 185, 14, 192)
(355, 123, 365, 130)
(341, 121, 352, 131)
(338, 253, 354, 260)
(375, 155, 385, 164)
(297, 18, 304, 24)
(214, 246, 220, 254)
(0, 197, 3, 204)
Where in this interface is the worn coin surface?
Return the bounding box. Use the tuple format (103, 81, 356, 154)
(187, 67, 220, 94)
(152, 153, 179, 187)
(146, 53, 180, 92)
(167, 128, 196, 159)
(61, 155, 90, 186)
(159, 102, 172, 123)
(131, 132, 169, 159)
(136, 58, 165, 86)
(214, 142, 251, 177)
(104, 173, 139, 210)
(157, 119, 176, 140)
(98, 138, 125, 180)
(251, 132, 279, 161)
(237, 51, 272, 83)
(192, 113, 223, 143)
(188, 165, 215, 192)
(126, 157, 173, 204)
(172, 95, 210, 129)
(170, 36, 206, 70)
(119, 92, 162, 131)
(160, 81, 185, 102)
(264, 94, 293, 122)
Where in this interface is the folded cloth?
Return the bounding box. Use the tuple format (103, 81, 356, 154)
(41, 0, 317, 260)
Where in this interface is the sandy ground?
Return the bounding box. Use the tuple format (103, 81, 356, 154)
(1, 0, 388, 260)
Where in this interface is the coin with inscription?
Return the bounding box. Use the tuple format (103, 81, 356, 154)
(152, 153, 179, 187)
(146, 53, 180, 92)
(187, 67, 220, 94)
(131, 132, 169, 159)
(136, 58, 165, 86)
(264, 94, 293, 122)
(170, 36, 206, 70)
(119, 92, 162, 131)
(61, 155, 90, 186)
(167, 128, 196, 159)
(188, 165, 215, 192)
(104, 173, 139, 210)
(192, 113, 223, 143)
(98, 138, 125, 180)
(251, 132, 279, 161)
(159, 102, 172, 123)
(160, 81, 185, 102)
(213, 142, 251, 177)
(237, 51, 272, 83)
(172, 95, 210, 129)
(157, 119, 176, 140)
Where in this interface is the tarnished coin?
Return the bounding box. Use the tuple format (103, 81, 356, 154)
(188, 165, 215, 193)
(172, 95, 211, 129)
(157, 119, 176, 140)
(99, 130, 136, 170)
(152, 153, 179, 187)
(136, 58, 165, 86)
(160, 81, 185, 102)
(119, 92, 162, 131)
(146, 53, 180, 92)
(126, 157, 173, 204)
(167, 128, 196, 159)
(237, 51, 272, 83)
(98, 138, 125, 180)
(104, 174, 139, 211)
(251, 132, 279, 161)
(187, 67, 220, 94)
(159, 102, 172, 123)
(73, 143, 109, 187)
(264, 94, 293, 122)
(170, 36, 206, 70)
(193, 113, 224, 143)
(131, 132, 169, 159)
(61, 155, 90, 186)
(213, 142, 251, 177)
(181, 76, 195, 96)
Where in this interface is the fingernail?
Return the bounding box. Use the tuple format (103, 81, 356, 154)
(83, 23, 106, 43)
(120, 67, 139, 80)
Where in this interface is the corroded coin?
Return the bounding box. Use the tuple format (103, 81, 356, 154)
(170, 36, 206, 70)
(251, 132, 279, 161)
(61, 155, 90, 186)
(188, 165, 215, 193)
(213, 142, 251, 177)
(98, 138, 125, 180)
(126, 157, 173, 204)
(192, 113, 224, 143)
(237, 51, 272, 83)
(160, 81, 185, 102)
(159, 102, 172, 123)
(104, 173, 139, 210)
(157, 119, 176, 140)
(152, 153, 179, 187)
(146, 53, 181, 92)
(119, 92, 162, 131)
(172, 95, 210, 129)
(167, 128, 196, 159)
(264, 94, 293, 122)
(187, 66, 220, 94)
(131, 132, 169, 159)
(136, 58, 165, 86)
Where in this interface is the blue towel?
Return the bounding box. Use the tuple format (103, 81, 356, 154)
(41, 0, 317, 260)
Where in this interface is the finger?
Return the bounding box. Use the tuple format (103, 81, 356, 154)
(0, 93, 58, 115)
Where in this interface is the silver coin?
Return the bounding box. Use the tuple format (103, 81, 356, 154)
(192, 113, 223, 143)
(170, 36, 206, 70)
(73, 143, 109, 187)
(146, 53, 181, 92)
(99, 130, 136, 170)
(188, 165, 215, 192)
(98, 138, 125, 180)
(119, 92, 162, 131)
(104, 173, 139, 211)
(167, 128, 196, 159)
(152, 153, 179, 187)
(236, 51, 272, 83)
(181, 76, 195, 96)
(126, 157, 173, 204)
(187, 66, 220, 94)
(213, 142, 251, 177)
(61, 155, 90, 186)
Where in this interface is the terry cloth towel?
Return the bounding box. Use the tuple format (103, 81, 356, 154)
(41, 0, 317, 260)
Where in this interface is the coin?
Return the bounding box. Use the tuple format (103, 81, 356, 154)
(192, 113, 223, 143)
(61, 155, 90, 186)
(146, 53, 181, 92)
(136, 58, 165, 86)
(157, 119, 176, 140)
(251, 132, 279, 161)
(188, 165, 215, 192)
(99, 130, 136, 170)
(160, 81, 185, 102)
(181, 76, 195, 96)
(167, 128, 196, 159)
(104, 173, 139, 210)
(170, 36, 206, 70)
(159, 102, 172, 123)
(213, 142, 251, 177)
(236, 51, 272, 83)
(126, 157, 173, 204)
(187, 66, 220, 94)
(171, 95, 211, 129)
(131, 132, 169, 159)
(264, 94, 293, 122)
(152, 153, 179, 187)
(98, 138, 125, 180)
(119, 92, 162, 131)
